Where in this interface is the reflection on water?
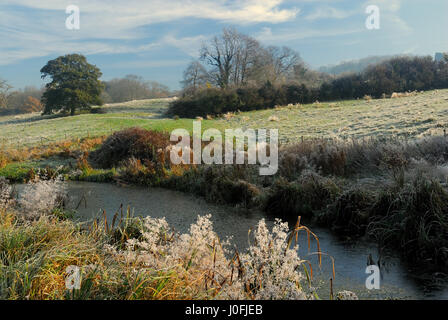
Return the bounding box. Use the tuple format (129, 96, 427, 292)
(17, 181, 448, 299)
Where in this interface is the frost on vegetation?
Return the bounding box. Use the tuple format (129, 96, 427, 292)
(408, 158, 448, 184)
(109, 215, 315, 300)
(18, 176, 68, 218)
(336, 290, 358, 300)
(0, 177, 13, 209)
(234, 218, 311, 300)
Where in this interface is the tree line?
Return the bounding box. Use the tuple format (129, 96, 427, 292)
(2, 27, 448, 117)
(171, 28, 448, 118)
(0, 58, 171, 116)
(102, 75, 171, 103)
(320, 55, 448, 100)
(181, 27, 329, 95)
(0, 81, 44, 115)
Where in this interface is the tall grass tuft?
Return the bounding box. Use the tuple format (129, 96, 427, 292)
(368, 174, 448, 271)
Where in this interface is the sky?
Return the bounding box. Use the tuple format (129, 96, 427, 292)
(0, 0, 447, 90)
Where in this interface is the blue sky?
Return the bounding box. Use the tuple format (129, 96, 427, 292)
(0, 0, 447, 90)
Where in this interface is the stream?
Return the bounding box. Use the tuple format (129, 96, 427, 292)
(18, 181, 448, 299)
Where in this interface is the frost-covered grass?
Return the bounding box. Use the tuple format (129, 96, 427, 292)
(214, 89, 448, 143)
(0, 178, 341, 300)
(0, 213, 324, 300)
(0, 98, 223, 148)
(2, 90, 448, 148)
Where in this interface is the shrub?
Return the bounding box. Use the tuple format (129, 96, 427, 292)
(236, 87, 264, 110)
(90, 107, 107, 114)
(115, 215, 315, 300)
(168, 83, 290, 118)
(283, 84, 312, 105)
(168, 88, 233, 118)
(0, 177, 13, 209)
(264, 172, 340, 219)
(0, 151, 9, 169)
(208, 178, 261, 208)
(17, 177, 68, 219)
(119, 157, 166, 185)
(89, 128, 171, 169)
(279, 140, 348, 178)
(368, 175, 448, 270)
(320, 187, 375, 236)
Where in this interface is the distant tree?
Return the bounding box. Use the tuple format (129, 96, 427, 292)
(6, 86, 44, 113)
(319, 55, 396, 75)
(40, 54, 104, 116)
(104, 75, 170, 103)
(200, 28, 263, 89)
(231, 33, 262, 87)
(146, 80, 171, 98)
(200, 28, 240, 89)
(23, 96, 43, 113)
(181, 61, 209, 95)
(265, 46, 302, 83)
(199, 29, 306, 89)
(0, 78, 12, 109)
(362, 56, 436, 96)
(436, 53, 448, 88)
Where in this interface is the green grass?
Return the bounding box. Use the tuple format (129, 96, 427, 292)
(0, 162, 35, 182)
(0, 99, 224, 148)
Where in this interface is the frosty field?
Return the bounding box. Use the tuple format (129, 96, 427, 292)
(1, 89, 448, 148)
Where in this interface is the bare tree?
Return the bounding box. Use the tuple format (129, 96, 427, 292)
(200, 28, 238, 89)
(181, 61, 209, 94)
(232, 34, 262, 87)
(0, 78, 12, 109)
(200, 28, 263, 89)
(197, 29, 305, 88)
(265, 46, 303, 84)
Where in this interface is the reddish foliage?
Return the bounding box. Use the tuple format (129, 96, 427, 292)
(89, 127, 171, 168)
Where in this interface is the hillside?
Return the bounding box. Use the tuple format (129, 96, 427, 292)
(1, 89, 448, 148)
(318, 55, 396, 75)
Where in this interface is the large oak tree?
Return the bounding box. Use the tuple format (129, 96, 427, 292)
(40, 54, 104, 116)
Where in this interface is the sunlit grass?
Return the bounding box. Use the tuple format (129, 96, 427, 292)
(2, 90, 448, 148)
(0, 206, 325, 300)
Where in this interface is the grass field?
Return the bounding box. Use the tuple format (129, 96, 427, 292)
(219, 89, 448, 142)
(1, 89, 448, 148)
(3, 89, 448, 295)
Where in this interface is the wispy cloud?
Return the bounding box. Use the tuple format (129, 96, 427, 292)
(2, 0, 299, 26)
(161, 34, 209, 57)
(0, 0, 299, 65)
(365, 0, 402, 13)
(305, 6, 355, 21)
(256, 26, 362, 43)
(110, 59, 190, 69)
(1, 0, 441, 90)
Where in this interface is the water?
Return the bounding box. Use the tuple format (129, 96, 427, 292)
(18, 181, 448, 299)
